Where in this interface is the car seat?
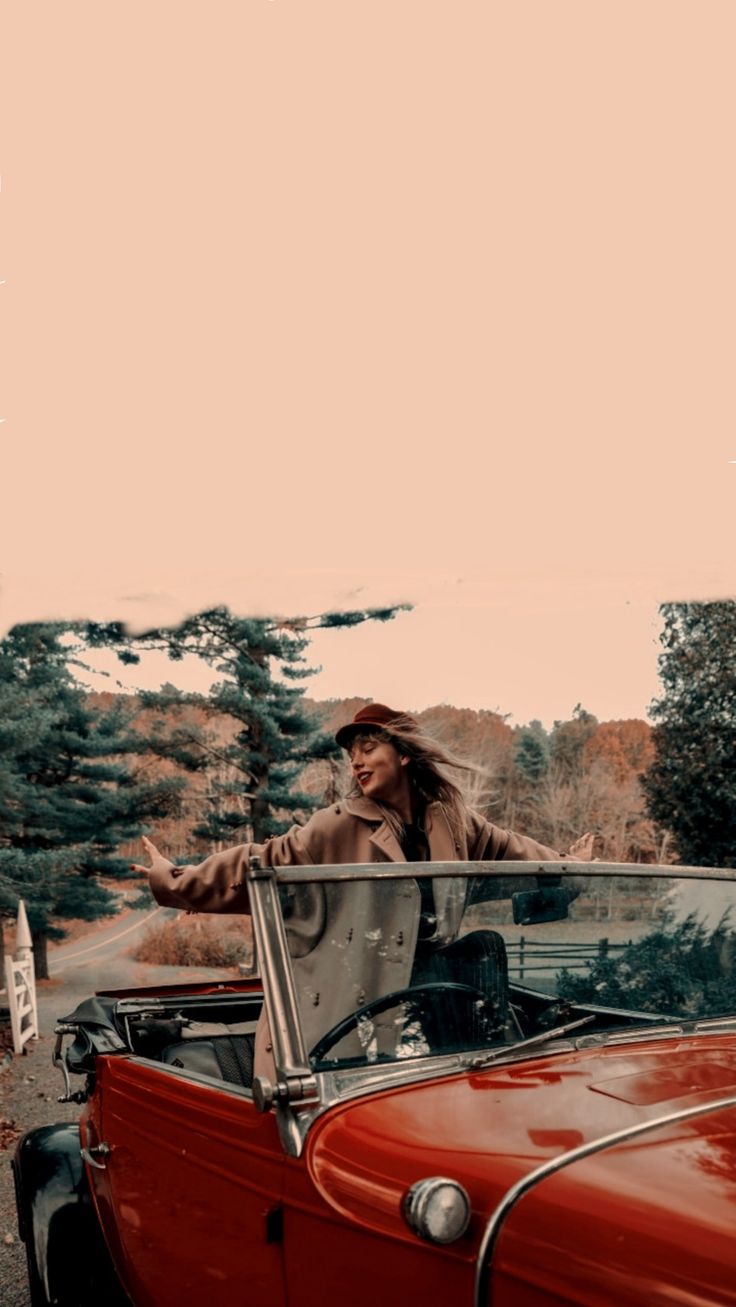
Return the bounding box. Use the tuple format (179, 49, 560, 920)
(159, 1031, 256, 1088)
(410, 929, 509, 1047)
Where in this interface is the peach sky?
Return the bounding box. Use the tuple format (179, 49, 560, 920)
(1, 4, 734, 726)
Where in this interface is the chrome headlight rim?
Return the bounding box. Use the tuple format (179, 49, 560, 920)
(403, 1175, 471, 1245)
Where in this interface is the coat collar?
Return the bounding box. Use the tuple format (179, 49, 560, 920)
(344, 795, 388, 824)
(344, 797, 457, 864)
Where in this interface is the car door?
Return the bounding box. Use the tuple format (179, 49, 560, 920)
(86, 1054, 287, 1307)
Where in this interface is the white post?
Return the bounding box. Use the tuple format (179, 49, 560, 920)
(15, 899, 37, 1034)
(4, 900, 39, 1055)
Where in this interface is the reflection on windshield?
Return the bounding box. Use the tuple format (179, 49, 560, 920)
(284, 873, 736, 1071)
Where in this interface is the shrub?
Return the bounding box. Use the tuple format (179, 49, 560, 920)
(557, 913, 736, 1017)
(134, 915, 253, 968)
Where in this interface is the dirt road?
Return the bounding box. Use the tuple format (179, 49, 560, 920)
(1, 910, 239, 1307)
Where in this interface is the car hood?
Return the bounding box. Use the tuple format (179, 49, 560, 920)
(488, 1092, 736, 1307)
(306, 1036, 736, 1300)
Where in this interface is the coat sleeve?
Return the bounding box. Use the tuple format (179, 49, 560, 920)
(465, 813, 580, 909)
(467, 811, 568, 863)
(148, 817, 321, 914)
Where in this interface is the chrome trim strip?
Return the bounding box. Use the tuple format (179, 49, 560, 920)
(323, 1053, 464, 1101)
(273, 861, 736, 884)
(474, 1093, 736, 1307)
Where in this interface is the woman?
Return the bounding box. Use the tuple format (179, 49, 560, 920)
(135, 704, 590, 1070)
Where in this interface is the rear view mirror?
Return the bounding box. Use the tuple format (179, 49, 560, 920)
(511, 886, 575, 926)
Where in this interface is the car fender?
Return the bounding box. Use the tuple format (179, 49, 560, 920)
(12, 1121, 129, 1307)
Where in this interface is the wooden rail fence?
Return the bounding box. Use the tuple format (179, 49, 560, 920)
(507, 937, 630, 981)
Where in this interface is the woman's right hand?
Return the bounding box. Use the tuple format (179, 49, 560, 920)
(130, 835, 182, 879)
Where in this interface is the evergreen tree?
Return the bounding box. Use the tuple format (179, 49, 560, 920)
(87, 605, 408, 845)
(550, 704, 598, 777)
(514, 721, 550, 784)
(643, 601, 736, 868)
(0, 625, 183, 976)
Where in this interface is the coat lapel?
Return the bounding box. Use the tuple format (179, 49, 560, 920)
(368, 823, 405, 864)
(425, 804, 467, 940)
(344, 796, 406, 863)
(424, 803, 457, 861)
(343, 797, 466, 936)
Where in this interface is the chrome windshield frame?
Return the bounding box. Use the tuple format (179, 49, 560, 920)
(271, 860, 736, 884)
(244, 859, 320, 1155)
(244, 859, 736, 1157)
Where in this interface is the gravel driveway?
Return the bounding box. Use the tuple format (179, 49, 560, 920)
(1, 916, 239, 1307)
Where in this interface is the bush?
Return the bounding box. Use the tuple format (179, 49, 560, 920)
(557, 913, 736, 1018)
(134, 915, 253, 968)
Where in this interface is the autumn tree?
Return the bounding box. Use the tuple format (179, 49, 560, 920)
(415, 705, 515, 819)
(507, 711, 658, 862)
(583, 719, 654, 783)
(529, 761, 658, 863)
(300, 695, 662, 863)
(644, 601, 736, 868)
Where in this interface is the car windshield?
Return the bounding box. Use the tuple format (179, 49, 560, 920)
(277, 868, 736, 1072)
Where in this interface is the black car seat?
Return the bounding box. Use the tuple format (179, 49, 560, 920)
(160, 1030, 256, 1088)
(411, 929, 509, 1047)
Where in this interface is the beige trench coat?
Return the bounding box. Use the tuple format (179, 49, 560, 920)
(149, 798, 565, 1072)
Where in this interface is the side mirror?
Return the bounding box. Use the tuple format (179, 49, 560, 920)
(511, 886, 576, 925)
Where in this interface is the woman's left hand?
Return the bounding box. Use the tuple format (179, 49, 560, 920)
(566, 831, 597, 861)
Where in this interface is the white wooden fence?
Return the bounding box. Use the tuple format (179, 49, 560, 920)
(3, 900, 38, 1054)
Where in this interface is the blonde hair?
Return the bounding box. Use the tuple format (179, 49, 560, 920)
(344, 715, 484, 844)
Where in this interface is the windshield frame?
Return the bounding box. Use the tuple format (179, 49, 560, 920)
(246, 860, 736, 1157)
(271, 860, 736, 883)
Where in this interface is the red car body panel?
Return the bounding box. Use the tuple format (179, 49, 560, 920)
(283, 1037, 736, 1305)
(492, 1103, 736, 1306)
(86, 1057, 287, 1307)
(304, 1039, 736, 1226)
(75, 1009, 736, 1307)
(76, 1032, 736, 1306)
(26, 861, 736, 1307)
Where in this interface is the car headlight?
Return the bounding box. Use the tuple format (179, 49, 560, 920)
(403, 1176, 471, 1244)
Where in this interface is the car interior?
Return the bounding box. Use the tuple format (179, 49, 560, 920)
(61, 919, 667, 1099)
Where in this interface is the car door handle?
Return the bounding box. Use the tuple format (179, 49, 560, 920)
(81, 1142, 111, 1170)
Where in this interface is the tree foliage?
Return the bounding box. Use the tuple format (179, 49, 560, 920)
(304, 699, 661, 863)
(557, 914, 736, 1018)
(550, 704, 598, 777)
(86, 605, 409, 845)
(514, 722, 550, 784)
(0, 624, 183, 974)
(643, 602, 736, 868)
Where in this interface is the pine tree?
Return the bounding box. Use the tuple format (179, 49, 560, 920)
(514, 721, 550, 784)
(87, 605, 408, 845)
(643, 601, 736, 868)
(0, 625, 183, 976)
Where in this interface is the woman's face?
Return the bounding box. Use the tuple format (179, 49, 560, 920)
(348, 734, 409, 808)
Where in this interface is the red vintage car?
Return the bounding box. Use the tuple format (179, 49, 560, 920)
(12, 860, 736, 1306)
